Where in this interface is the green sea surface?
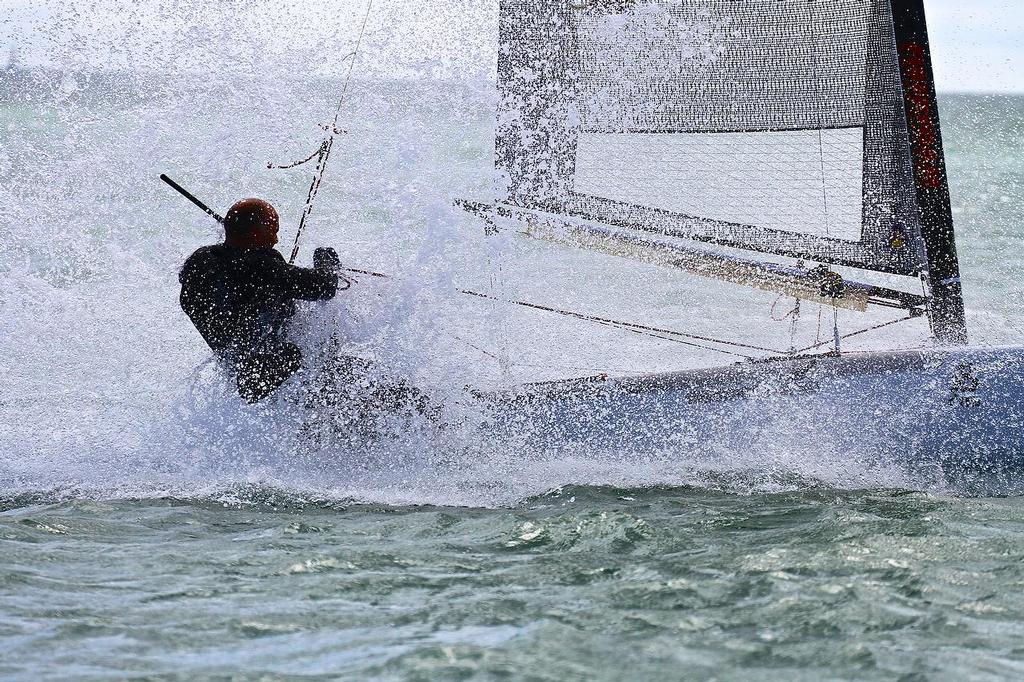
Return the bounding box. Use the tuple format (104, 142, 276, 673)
(4, 486, 1024, 681)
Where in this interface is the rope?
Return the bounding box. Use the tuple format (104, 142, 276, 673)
(272, 0, 375, 264)
(789, 298, 801, 353)
(333, 265, 780, 358)
(809, 2, 831, 241)
(330, 8, 373, 134)
(810, 5, 841, 358)
(267, 140, 329, 171)
(452, 334, 629, 377)
(458, 290, 778, 359)
(818, 128, 831, 238)
(336, 265, 915, 364)
(769, 293, 800, 322)
(288, 137, 333, 263)
(613, 323, 759, 359)
(451, 333, 505, 364)
(338, 263, 924, 362)
(832, 306, 841, 354)
(487, 249, 513, 382)
(793, 314, 917, 354)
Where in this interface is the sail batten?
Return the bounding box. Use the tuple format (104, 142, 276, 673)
(560, 194, 911, 275)
(458, 199, 928, 314)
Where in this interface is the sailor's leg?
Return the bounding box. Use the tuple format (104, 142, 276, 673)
(314, 354, 436, 418)
(365, 369, 438, 421)
(235, 344, 303, 404)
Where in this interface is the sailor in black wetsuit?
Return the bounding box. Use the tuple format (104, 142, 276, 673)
(179, 198, 342, 403)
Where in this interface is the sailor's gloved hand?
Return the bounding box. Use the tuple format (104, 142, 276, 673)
(313, 247, 341, 272)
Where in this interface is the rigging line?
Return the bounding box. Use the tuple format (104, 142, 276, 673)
(452, 333, 632, 376)
(817, 128, 831, 238)
(487, 247, 513, 382)
(289, 137, 333, 263)
(792, 314, 917, 354)
(815, 305, 824, 347)
(832, 306, 841, 354)
(810, 6, 836, 360)
(542, 308, 754, 358)
(331, 265, 779, 357)
(611, 323, 759, 360)
(513, 361, 625, 375)
(769, 293, 800, 322)
(285, 0, 375, 264)
(789, 298, 801, 354)
(342, 266, 388, 279)
(541, 310, 750, 359)
(266, 55, 357, 170)
(330, 3, 373, 132)
(768, 292, 801, 354)
(457, 289, 777, 357)
(450, 333, 505, 363)
(809, 0, 831, 241)
(268, 140, 328, 171)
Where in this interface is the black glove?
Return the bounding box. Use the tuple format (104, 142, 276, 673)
(313, 247, 341, 272)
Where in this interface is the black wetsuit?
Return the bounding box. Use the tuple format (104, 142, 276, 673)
(179, 244, 338, 402)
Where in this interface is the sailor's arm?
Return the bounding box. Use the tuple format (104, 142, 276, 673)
(269, 248, 341, 301)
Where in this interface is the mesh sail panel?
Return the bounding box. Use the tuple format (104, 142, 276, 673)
(576, 1, 866, 133)
(495, 0, 927, 275)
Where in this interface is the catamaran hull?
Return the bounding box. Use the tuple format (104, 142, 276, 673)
(482, 347, 1024, 493)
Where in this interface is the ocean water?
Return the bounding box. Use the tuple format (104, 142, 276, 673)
(3, 8, 1024, 677)
(5, 487, 1024, 680)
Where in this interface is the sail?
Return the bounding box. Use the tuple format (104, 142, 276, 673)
(495, 0, 927, 276)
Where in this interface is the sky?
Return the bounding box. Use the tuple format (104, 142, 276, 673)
(927, 0, 1024, 92)
(1, 0, 1022, 92)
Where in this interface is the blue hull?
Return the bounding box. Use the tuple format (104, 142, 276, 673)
(481, 347, 1024, 493)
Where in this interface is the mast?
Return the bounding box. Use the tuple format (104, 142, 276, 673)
(891, 0, 968, 345)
